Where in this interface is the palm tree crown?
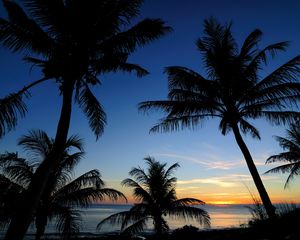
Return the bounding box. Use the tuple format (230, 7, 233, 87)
(0, 0, 171, 139)
(0, 130, 126, 239)
(97, 157, 210, 237)
(140, 18, 300, 135)
(139, 17, 300, 219)
(266, 123, 300, 188)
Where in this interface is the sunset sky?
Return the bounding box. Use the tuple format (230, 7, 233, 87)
(1, 0, 300, 205)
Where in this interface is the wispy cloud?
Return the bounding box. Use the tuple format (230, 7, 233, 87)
(158, 153, 243, 170)
(177, 174, 280, 188)
(156, 147, 275, 171)
(177, 177, 238, 188)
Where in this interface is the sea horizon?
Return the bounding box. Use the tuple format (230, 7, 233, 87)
(25, 203, 297, 234)
(1, 202, 298, 239)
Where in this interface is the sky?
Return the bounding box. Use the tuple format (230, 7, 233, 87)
(1, 0, 300, 205)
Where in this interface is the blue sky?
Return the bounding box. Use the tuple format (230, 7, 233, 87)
(1, 0, 300, 203)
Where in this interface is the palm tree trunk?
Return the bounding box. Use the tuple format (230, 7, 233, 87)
(153, 216, 164, 240)
(5, 80, 75, 240)
(231, 123, 276, 219)
(34, 213, 47, 240)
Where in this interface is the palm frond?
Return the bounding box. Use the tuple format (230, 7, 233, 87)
(55, 169, 104, 196)
(54, 206, 82, 239)
(239, 29, 262, 61)
(3, 158, 34, 187)
(260, 111, 300, 126)
(122, 217, 149, 235)
(60, 152, 85, 173)
(266, 152, 300, 164)
(245, 41, 289, 79)
(171, 198, 205, 206)
(265, 162, 300, 188)
(255, 55, 300, 91)
(239, 119, 261, 139)
(0, 152, 19, 167)
(64, 135, 84, 152)
(76, 84, 106, 140)
(128, 167, 149, 185)
(0, 1, 53, 54)
(148, 114, 217, 133)
(100, 18, 172, 54)
(23, 0, 66, 36)
(165, 66, 212, 91)
(167, 206, 210, 227)
(0, 92, 28, 138)
(164, 163, 180, 179)
(122, 178, 152, 202)
(94, 188, 127, 202)
(18, 129, 52, 160)
(92, 53, 149, 77)
(53, 187, 109, 208)
(97, 211, 132, 230)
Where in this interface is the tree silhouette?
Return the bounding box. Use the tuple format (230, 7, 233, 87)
(0, 1, 170, 238)
(266, 123, 300, 188)
(139, 17, 300, 219)
(0, 130, 126, 240)
(97, 157, 210, 239)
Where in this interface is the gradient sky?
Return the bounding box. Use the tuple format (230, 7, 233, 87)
(1, 0, 300, 204)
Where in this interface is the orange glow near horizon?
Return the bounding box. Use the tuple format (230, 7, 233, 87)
(103, 177, 300, 205)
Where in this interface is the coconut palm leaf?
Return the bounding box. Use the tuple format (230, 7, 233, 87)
(167, 206, 210, 226)
(75, 84, 106, 140)
(0, 93, 27, 138)
(0, 0, 53, 54)
(122, 217, 150, 235)
(54, 206, 82, 239)
(18, 129, 52, 159)
(97, 211, 133, 230)
(100, 18, 172, 54)
(266, 123, 300, 188)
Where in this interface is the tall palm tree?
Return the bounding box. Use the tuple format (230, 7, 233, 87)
(0, 130, 126, 240)
(0, 1, 170, 238)
(266, 123, 300, 188)
(139, 17, 300, 219)
(97, 157, 210, 239)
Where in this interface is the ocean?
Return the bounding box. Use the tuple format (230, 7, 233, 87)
(25, 204, 252, 234)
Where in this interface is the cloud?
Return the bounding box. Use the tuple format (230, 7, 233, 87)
(158, 153, 243, 170)
(157, 148, 276, 171)
(177, 177, 238, 188)
(177, 174, 280, 188)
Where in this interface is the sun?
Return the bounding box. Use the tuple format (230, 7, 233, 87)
(207, 200, 238, 205)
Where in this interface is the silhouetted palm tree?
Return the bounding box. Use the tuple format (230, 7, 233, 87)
(0, 130, 125, 240)
(97, 157, 210, 239)
(139, 17, 300, 219)
(0, 1, 170, 238)
(266, 123, 300, 188)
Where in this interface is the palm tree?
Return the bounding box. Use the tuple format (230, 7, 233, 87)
(97, 157, 210, 239)
(0, 130, 126, 240)
(139, 17, 300, 219)
(266, 123, 300, 188)
(0, 1, 170, 238)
